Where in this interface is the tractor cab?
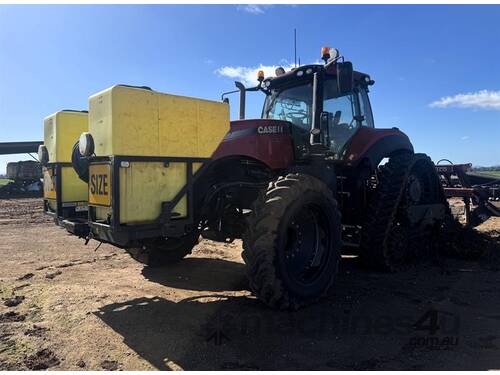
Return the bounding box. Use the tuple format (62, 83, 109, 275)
(227, 47, 375, 161)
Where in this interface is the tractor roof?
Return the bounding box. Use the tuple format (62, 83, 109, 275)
(264, 63, 372, 90)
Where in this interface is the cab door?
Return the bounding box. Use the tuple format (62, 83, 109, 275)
(322, 81, 373, 158)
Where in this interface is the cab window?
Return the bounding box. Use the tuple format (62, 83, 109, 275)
(359, 88, 374, 128)
(262, 83, 313, 132)
(323, 80, 359, 156)
(322, 80, 373, 157)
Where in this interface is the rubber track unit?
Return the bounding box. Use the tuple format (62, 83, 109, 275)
(242, 173, 342, 310)
(126, 233, 200, 267)
(360, 152, 448, 271)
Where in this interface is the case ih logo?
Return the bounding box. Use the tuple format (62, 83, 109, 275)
(257, 125, 284, 134)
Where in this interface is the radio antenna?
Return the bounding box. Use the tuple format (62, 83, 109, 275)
(294, 28, 297, 68)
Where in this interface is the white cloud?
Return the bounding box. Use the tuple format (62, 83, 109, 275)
(237, 4, 272, 14)
(215, 63, 295, 86)
(461, 136, 470, 141)
(215, 60, 323, 86)
(430, 90, 500, 111)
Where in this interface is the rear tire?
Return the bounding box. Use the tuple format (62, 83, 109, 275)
(242, 173, 342, 310)
(127, 231, 200, 267)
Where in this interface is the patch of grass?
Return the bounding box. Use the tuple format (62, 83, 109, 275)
(0, 284, 13, 299)
(476, 171, 500, 178)
(0, 178, 13, 186)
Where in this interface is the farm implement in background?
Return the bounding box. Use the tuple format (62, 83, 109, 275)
(436, 161, 500, 227)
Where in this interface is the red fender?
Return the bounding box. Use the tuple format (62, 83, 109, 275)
(343, 127, 414, 167)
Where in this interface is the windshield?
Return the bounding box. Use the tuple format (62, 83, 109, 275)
(261, 77, 373, 158)
(262, 83, 313, 131)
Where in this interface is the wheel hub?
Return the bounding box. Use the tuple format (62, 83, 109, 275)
(283, 204, 329, 285)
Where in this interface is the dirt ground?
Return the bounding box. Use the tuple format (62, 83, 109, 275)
(1, 198, 500, 370)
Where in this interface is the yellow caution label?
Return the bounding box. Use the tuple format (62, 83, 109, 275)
(89, 163, 111, 206)
(43, 167, 56, 199)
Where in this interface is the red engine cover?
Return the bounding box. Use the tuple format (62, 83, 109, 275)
(212, 119, 295, 170)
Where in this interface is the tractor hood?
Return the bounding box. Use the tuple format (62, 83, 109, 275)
(224, 119, 292, 140)
(212, 119, 295, 170)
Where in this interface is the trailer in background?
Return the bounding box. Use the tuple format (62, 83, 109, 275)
(0, 160, 42, 198)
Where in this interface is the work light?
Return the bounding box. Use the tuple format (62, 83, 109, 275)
(321, 46, 331, 62)
(321, 46, 340, 64)
(275, 67, 285, 76)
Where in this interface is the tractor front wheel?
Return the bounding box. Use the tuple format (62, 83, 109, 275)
(242, 173, 342, 310)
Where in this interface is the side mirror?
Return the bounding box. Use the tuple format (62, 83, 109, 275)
(336, 61, 353, 94)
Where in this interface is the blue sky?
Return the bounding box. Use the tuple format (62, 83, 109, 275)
(1, 4, 499, 173)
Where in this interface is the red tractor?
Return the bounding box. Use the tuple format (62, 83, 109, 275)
(74, 48, 449, 310)
(199, 49, 447, 309)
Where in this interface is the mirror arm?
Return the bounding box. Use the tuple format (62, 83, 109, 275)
(221, 89, 239, 102)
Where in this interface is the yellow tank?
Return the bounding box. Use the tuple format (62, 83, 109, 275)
(44, 110, 88, 163)
(88, 85, 229, 224)
(89, 85, 229, 157)
(43, 110, 88, 214)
